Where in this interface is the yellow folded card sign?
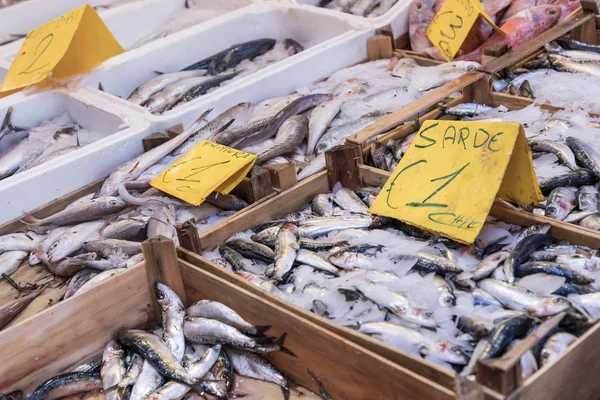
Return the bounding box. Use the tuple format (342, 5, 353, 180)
(426, 0, 504, 62)
(369, 121, 544, 244)
(151, 141, 257, 206)
(0, 4, 124, 94)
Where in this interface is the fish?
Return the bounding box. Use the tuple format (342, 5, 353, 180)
(64, 269, 99, 299)
(128, 70, 208, 105)
(0, 232, 42, 253)
(457, 316, 494, 338)
(205, 192, 248, 211)
(130, 361, 164, 400)
(580, 214, 600, 231)
(21, 197, 126, 227)
(166, 73, 240, 110)
(311, 194, 334, 217)
(156, 283, 186, 362)
(481, 315, 532, 359)
(567, 137, 600, 179)
(101, 218, 148, 241)
(183, 317, 262, 350)
(182, 39, 276, 74)
(470, 251, 510, 281)
(539, 170, 596, 195)
(315, 113, 384, 155)
(578, 186, 599, 211)
(82, 239, 142, 258)
(516, 261, 593, 284)
(0, 250, 28, 277)
(548, 54, 600, 76)
(545, 187, 578, 220)
(187, 300, 269, 335)
(233, 94, 333, 150)
(225, 347, 289, 396)
(219, 246, 267, 274)
(0, 286, 45, 330)
(143, 76, 213, 114)
(226, 239, 275, 262)
(172, 102, 255, 156)
(147, 205, 178, 243)
(530, 140, 578, 170)
(478, 279, 571, 317)
(539, 332, 578, 366)
(296, 249, 339, 275)
(444, 103, 494, 117)
(408, 62, 481, 91)
(564, 210, 599, 223)
(213, 117, 271, 147)
(350, 0, 378, 15)
(118, 330, 196, 384)
(556, 38, 600, 54)
(101, 340, 125, 400)
(299, 216, 373, 238)
(94, 109, 211, 197)
(118, 352, 143, 388)
(29, 373, 102, 400)
(270, 223, 300, 282)
(256, 115, 308, 164)
(408, 1, 441, 60)
(413, 252, 463, 275)
(334, 188, 369, 214)
(306, 100, 342, 155)
(504, 233, 553, 284)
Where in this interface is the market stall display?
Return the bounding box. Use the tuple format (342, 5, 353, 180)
(2, 0, 600, 399)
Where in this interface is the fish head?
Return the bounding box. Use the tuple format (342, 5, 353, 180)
(526, 5, 562, 29)
(539, 297, 572, 316)
(155, 282, 184, 311)
(551, 0, 580, 18)
(434, 341, 469, 365)
(451, 61, 482, 73)
(409, 0, 435, 26)
(48, 235, 76, 262)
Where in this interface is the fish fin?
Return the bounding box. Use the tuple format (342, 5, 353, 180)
(255, 324, 272, 334)
(281, 386, 290, 400)
(20, 211, 41, 226)
(154, 71, 165, 75)
(218, 118, 235, 133)
(185, 0, 190, 8)
(98, 82, 104, 92)
(274, 332, 297, 357)
(1, 107, 26, 135)
(337, 288, 363, 301)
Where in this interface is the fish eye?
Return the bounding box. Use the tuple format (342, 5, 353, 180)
(110, 200, 119, 205)
(467, 65, 478, 71)
(156, 291, 165, 300)
(552, 298, 563, 304)
(416, 2, 424, 9)
(549, 9, 557, 15)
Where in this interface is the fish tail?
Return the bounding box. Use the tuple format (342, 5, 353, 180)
(20, 211, 41, 226)
(254, 324, 272, 334)
(274, 333, 297, 358)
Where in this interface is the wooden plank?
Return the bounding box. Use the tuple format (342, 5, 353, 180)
(367, 35, 393, 61)
(456, 376, 485, 400)
(180, 259, 456, 400)
(167, 123, 184, 138)
(324, 144, 362, 190)
(142, 132, 170, 152)
(582, 0, 600, 14)
(571, 14, 597, 44)
(508, 316, 600, 400)
(463, 75, 493, 105)
(142, 237, 187, 318)
(395, 31, 411, 50)
(176, 219, 202, 254)
(484, 12, 595, 73)
(197, 172, 330, 251)
(0, 180, 102, 235)
(347, 72, 483, 146)
(265, 163, 297, 191)
(232, 166, 273, 203)
(0, 264, 153, 394)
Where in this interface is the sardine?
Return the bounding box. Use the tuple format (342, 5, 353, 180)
(311, 194, 334, 217)
(182, 39, 276, 74)
(539, 332, 577, 366)
(578, 185, 599, 211)
(296, 249, 339, 274)
(156, 283, 186, 362)
(118, 330, 195, 384)
(504, 233, 553, 284)
(539, 170, 597, 195)
(29, 373, 102, 400)
(530, 140, 578, 170)
(270, 223, 300, 282)
(334, 188, 369, 214)
(183, 317, 260, 350)
(256, 115, 308, 164)
(413, 252, 463, 274)
(128, 70, 208, 105)
(101, 340, 125, 400)
(306, 100, 342, 155)
(187, 300, 267, 335)
(131, 361, 164, 400)
(226, 239, 275, 262)
(225, 347, 289, 395)
(481, 315, 532, 359)
(478, 279, 571, 317)
(470, 251, 510, 281)
(516, 261, 593, 284)
(545, 187, 577, 220)
(566, 137, 600, 178)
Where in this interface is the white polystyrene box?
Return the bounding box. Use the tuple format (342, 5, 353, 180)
(78, 2, 360, 129)
(0, 89, 151, 223)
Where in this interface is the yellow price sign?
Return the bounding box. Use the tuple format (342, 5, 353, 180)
(426, 0, 504, 61)
(151, 141, 257, 206)
(0, 4, 124, 94)
(369, 121, 543, 244)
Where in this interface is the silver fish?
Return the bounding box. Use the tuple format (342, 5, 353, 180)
(580, 214, 600, 230)
(101, 218, 149, 240)
(256, 115, 308, 164)
(144, 76, 212, 114)
(315, 114, 383, 155)
(564, 210, 598, 223)
(73, 269, 127, 297)
(82, 239, 142, 258)
(334, 188, 369, 214)
(156, 283, 186, 362)
(130, 362, 164, 400)
(297, 152, 326, 181)
(578, 185, 599, 211)
(187, 300, 266, 335)
(296, 249, 339, 274)
(299, 216, 372, 238)
(118, 330, 196, 384)
(530, 140, 578, 170)
(470, 251, 510, 281)
(311, 194, 334, 217)
(478, 279, 571, 317)
(270, 223, 300, 282)
(46, 221, 104, 263)
(545, 187, 577, 220)
(22, 197, 126, 227)
(128, 70, 208, 105)
(183, 317, 260, 350)
(101, 340, 125, 400)
(566, 136, 600, 178)
(225, 347, 288, 392)
(0, 232, 41, 252)
(540, 332, 577, 367)
(306, 99, 342, 155)
(0, 250, 27, 277)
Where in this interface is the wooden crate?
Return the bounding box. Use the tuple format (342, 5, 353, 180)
(0, 131, 295, 331)
(0, 237, 457, 400)
(347, 9, 598, 149)
(175, 149, 600, 399)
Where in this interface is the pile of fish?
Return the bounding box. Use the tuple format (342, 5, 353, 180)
(408, 0, 578, 63)
(127, 38, 305, 114)
(6, 283, 311, 400)
(203, 183, 600, 375)
(0, 112, 255, 328)
(368, 102, 600, 231)
(0, 109, 109, 181)
(316, 0, 399, 18)
(159, 57, 478, 181)
(493, 39, 600, 112)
